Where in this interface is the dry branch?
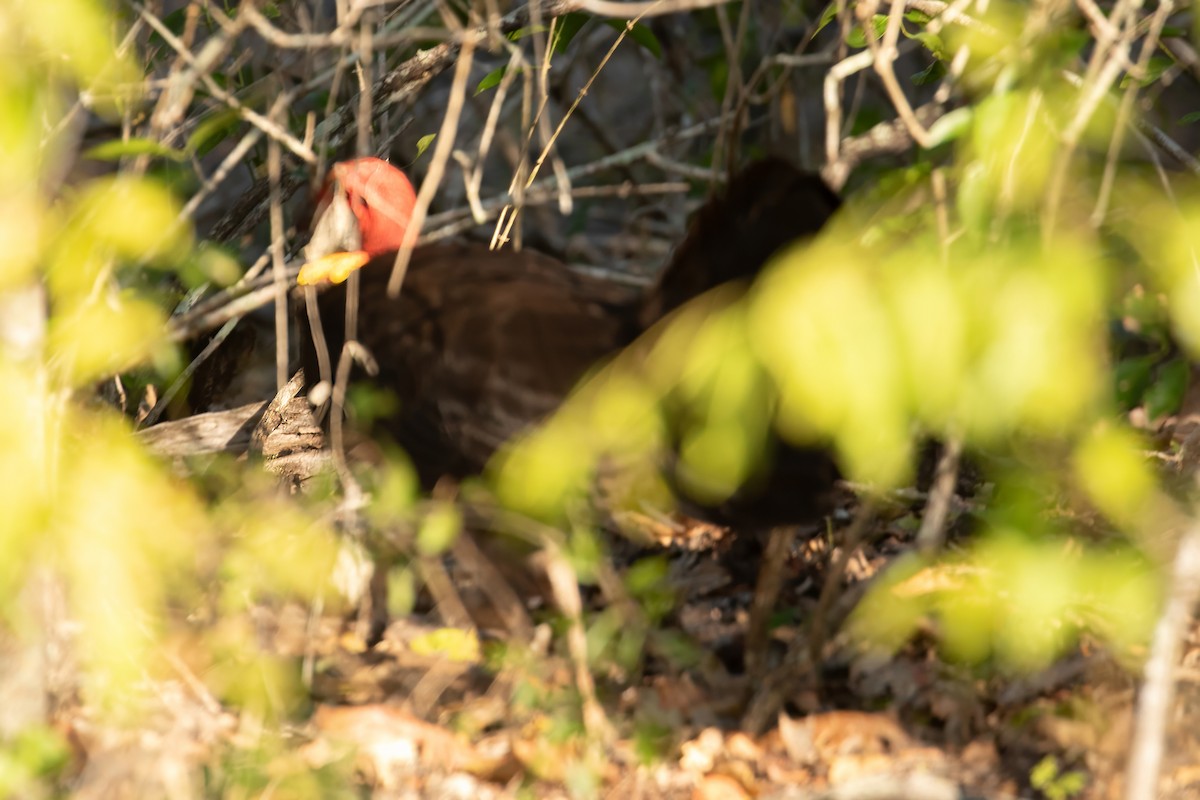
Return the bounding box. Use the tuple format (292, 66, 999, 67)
(138, 401, 267, 457)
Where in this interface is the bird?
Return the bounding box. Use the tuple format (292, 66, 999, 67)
(296, 156, 843, 527)
(295, 156, 850, 665)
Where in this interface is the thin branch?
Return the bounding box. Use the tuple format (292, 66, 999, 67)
(865, 0, 933, 149)
(385, 35, 478, 296)
(493, 15, 644, 248)
(1043, 0, 1148, 235)
(132, 2, 316, 164)
(268, 128, 289, 391)
(1124, 524, 1200, 800)
(573, 0, 732, 17)
(915, 437, 962, 553)
(1091, 0, 1175, 227)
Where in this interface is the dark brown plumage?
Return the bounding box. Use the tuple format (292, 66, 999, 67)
(301, 241, 639, 483)
(298, 157, 843, 527)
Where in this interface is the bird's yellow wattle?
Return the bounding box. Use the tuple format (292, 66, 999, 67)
(297, 250, 372, 286)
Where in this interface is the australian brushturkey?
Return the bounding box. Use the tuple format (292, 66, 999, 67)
(297, 156, 843, 527)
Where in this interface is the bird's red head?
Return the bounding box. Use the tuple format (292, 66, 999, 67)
(325, 157, 417, 255)
(301, 157, 418, 285)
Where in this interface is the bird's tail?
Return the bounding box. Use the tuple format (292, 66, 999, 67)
(639, 158, 840, 329)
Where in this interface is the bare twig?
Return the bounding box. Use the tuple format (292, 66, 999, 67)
(915, 438, 962, 553)
(494, 15, 645, 248)
(1043, 0, 1151, 234)
(542, 541, 616, 744)
(140, 317, 240, 429)
(865, 0, 934, 149)
(1125, 524, 1200, 800)
(810, 500, 876, 667)
(132, 2, 315, 164)
(385, 35, 477, 297)
(1090, 0, 1175, 227)
(824, 49, 875, 170)
(268, 130, 289, 391)
(745, 526, 798, 677)
(824, 101, 943, 190)
(574, 0, 731, 16)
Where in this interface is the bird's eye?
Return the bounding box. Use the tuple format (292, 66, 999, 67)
(353, 194, 369, 212)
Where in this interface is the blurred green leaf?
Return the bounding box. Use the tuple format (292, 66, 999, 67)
(187, 109, 241, 157)
(813, 2, 839, 37)
(347, 382, 400, 425)
(417, 502, 461, 556)
(507, 24, 550, 42)
(912, 59, 947, 85)
(926, 107, 973, 147)
(1120, 55, 1172, 88)
(1074, 424, 1156, 529)
(1030, 755, 1087, 800)
(552, 12, 591, 54)
(84, 138, 187, 162)
(1113, 354, 1155, 409)
(411, 628, 481, 662)
(910, 31, 947, 59)
(1143, 357, 1188, 420)
(602, 19, 663, 58)
(474, 67, 506, 96)
(415, 133, 437, 157)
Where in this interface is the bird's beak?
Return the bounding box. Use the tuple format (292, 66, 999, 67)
(298, 179, 371, 286)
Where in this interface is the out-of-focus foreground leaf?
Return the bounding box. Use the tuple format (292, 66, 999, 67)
(0, 1, 342, 793)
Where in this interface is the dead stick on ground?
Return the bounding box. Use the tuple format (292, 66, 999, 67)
(543, 542, 616, 744)
(1125, 523, 1200, 800)
(916, 438, 961, 553)
(809, 500, 876, 667)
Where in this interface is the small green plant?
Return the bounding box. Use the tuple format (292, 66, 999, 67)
(1030, 755, 1088, 800)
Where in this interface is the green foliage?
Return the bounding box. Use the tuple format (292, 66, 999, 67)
(600, 19, 662, 59)
(489, 0, 1195, 676)
(4, 0, 1197, 790)
(84, 138, 189, 162)
(1030, 755, 1088, 800)
(414, 132, 438, 158)
(203, 733, 355, 799)
(188, 109, 243, 158)
(0, 2, 343, 791)
(410, 627, 481, 662)
(417, 501, 462, 556)
(0, 726, 71, 796)
(475, 67, 507, 95)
